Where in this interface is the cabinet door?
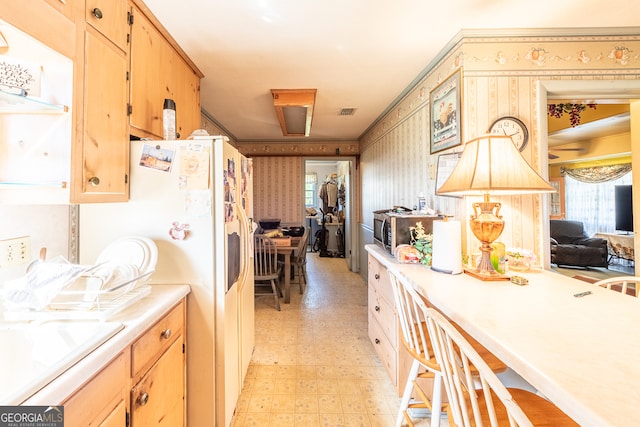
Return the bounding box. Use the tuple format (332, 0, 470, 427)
(86, 0, 129, 51)
(73, 29, 129, 202)
(130, 336, 185, 427)
(129, 6, 201, 139)
(63, 351, 128, 427)
(171, 53, 201, 139)
(129, 6, 167, 138)
(99, 399, 127, 427)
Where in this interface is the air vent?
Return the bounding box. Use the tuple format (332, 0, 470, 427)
(339, 108, 357, 116)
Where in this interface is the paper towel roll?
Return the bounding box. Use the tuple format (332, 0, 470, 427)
(431, 220, 463, 274)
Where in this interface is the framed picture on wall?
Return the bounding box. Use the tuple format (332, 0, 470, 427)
(430, 69, 462, 154)
(435, 151, 462, 197)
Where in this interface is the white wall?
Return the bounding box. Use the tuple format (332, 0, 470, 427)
(0, 205, 73, 283)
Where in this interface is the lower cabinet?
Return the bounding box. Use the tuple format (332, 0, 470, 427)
(62, 351, 129, 427)
(130, 300, 186, 426)
(130, 338, 184, 426)
(367, 253, 434, 398)
(62, 298, 186, 427)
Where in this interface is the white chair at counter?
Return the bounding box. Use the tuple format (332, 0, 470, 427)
(425, 306, 579, 426)
(594, 276, 640, 298)
(388, 270, 509, 427)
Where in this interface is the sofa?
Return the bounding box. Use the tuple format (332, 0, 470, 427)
(550, 220, 608, 268)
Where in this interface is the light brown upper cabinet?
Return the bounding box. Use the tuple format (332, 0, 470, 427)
(71, 0, 131, 203)
(2, 1, 201, 203)
(129, 4, 202, 140)
(85, 0, 129, 51)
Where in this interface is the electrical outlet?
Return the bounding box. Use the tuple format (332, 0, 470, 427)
(0, 236, 31, 268)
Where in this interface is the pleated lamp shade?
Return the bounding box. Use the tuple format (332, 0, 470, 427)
(436, 134, 555, 196)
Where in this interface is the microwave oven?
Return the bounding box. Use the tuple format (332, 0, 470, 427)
(373, 209, 440, 255)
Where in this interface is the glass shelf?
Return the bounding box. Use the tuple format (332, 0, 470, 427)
(0, 181, 67, 188)
(0, 88, 68, 114)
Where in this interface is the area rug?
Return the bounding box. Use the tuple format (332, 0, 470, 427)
(551, 264, 634, 281)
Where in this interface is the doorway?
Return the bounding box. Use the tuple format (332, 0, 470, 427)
(537, 79, 640, 269)
(304, 158, 357, 272)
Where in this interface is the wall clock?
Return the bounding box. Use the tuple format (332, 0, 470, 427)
(488, 116, 529, 151)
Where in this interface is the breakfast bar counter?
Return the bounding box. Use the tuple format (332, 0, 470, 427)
(366, 244, 640, 427)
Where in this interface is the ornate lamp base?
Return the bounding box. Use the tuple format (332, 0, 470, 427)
(466, 196, 510, 281)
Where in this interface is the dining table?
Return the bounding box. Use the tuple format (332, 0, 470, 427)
(366, 244, 640, 427)
(276, 228, 309, 304)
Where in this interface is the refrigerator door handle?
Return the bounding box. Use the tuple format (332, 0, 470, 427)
(236, 206, 252, 289)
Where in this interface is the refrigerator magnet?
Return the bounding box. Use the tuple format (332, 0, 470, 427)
(169, 221, 190, 240)
(139, 143, 175, 172)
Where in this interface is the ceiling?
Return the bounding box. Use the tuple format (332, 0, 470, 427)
(548, 104, 631, 147)
(142, 0, 639, 143)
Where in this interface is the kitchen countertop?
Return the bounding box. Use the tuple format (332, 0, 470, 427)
(10, 284, 190, 406)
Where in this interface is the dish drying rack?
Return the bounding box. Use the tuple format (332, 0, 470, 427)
(3, 268, 154, 322)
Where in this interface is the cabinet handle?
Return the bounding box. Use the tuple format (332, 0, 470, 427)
(88, 176, 100, 186)
(137, 392, 149, 406)
(374, 338, 380, 344)
(374, 273, 380, 280)
(161, 328, 172, 340)
(92, 8, 103, 19)
(375, 305, 380, 312)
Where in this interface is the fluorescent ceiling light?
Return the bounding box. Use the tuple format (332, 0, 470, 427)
(271, 89, 316, 137)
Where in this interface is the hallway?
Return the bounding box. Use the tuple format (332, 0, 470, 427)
(232, 253, 402, 426)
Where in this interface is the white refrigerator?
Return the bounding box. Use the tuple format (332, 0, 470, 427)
(79, 136, 254, 427)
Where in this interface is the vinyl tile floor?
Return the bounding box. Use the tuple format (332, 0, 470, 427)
(232, 253, 437, 427)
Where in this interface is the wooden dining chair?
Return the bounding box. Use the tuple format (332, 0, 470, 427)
(594, 276, 640, 297)
(291, 231, 310, 294)
(425, 306, 579, 426)
(254, 235, 282, 310)
(388, 270, 511, 427)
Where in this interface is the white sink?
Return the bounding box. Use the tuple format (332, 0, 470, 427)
(0, 321, 123, 404)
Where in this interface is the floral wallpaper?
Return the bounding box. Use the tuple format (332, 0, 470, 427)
(359, 29, 640, 264)
(252, 156, 304, 225)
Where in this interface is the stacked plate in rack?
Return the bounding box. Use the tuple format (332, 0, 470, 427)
(3, 236, 159, 321)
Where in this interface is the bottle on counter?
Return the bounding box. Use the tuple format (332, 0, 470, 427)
(418, 193, 426, 213)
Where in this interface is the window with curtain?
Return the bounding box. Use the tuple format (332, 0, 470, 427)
(563, 164, 632, 236)
(305, 173, 317, 207)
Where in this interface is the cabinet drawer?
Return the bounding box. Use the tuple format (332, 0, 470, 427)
(368, 255, 394, 304)
(62, 351, 128, 427)
(368, 285, 397, 345)
(132, 300, 185, 378)
(368, 309, 397, 386)
(367, 254, 381, 287)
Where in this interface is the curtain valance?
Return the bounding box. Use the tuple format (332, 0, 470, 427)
(560, 163, 632, 183)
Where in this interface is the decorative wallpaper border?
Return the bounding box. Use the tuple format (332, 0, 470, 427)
(237, 140, 359, 157)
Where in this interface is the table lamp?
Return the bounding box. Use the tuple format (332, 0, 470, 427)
(436, 134, 555, 280)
